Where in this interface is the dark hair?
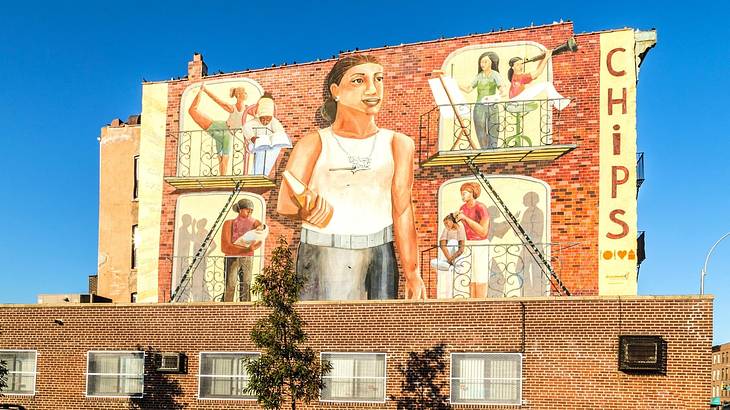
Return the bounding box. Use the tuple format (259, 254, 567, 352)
(507, 57, 522, 82)
(443, 213, 458, 225)
(261, 91, 274, 100)
(320, 54, 381, 123)
(477, 52, 499, 75)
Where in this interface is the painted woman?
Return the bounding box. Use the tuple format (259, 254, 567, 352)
(277, 55, 425, 301)
(459, 52, 507, 149)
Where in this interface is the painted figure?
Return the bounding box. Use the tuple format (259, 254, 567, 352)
(459, 52, 507, 149)
(191, 218, 216, 301)
(243, 93, 292, 176)
(507, 50, 551, 99)
(507, 50, 569, 110)
(431, 213, 466, 298)
(188, 84, 251, 176)
(455, 182, 491, 298)
(277, 54, 425, 301)
(220, 199, 263, 302)
(517, 191, 545, 296)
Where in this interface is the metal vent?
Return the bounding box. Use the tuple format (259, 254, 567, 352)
(618, 336, 666, 374)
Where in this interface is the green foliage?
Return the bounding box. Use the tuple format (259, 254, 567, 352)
(245, 236, 332, 410)
(0, 359, 7, 392)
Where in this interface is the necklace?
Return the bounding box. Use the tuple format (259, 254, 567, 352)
(329, 130, 378, 173)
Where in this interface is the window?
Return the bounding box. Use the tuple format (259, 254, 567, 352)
(0, 350, 37, 395)
(86, 351, 144, 397)
(451, 353, 522, 405)
(131, 225, 139, 269)
(133, 155, 139, 200)
(198, 352, 258, 400)
(321, 353, 386, 403)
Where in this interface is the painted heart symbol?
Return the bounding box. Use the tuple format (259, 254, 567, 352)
(617, 250, 627, 259)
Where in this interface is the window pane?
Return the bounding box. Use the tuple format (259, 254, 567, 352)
(451, 353, 521, 405)
(88, 375, 143, 396)
(0, 351, 36, 394)
(321, 353, 386, 402)
(199, 353, 257, 399)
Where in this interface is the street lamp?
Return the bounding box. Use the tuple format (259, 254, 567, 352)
(700, 232, 730, 295)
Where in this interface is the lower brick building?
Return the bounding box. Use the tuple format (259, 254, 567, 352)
(0, 296, 714, 409)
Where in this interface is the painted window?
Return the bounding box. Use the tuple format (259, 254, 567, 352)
(435, 176, 551, 299)
(321, 353, 386, 403)
(450, 353, 522, 405)
(198, 352, 258, 400)
(86, 351, 144, 397)
(0, 350, 37, 395)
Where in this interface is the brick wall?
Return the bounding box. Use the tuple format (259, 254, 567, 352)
(0, 296, 712, 409)
(154, 22, 604, 301)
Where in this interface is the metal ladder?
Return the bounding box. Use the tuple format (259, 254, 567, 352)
(464, 155, 571, 296)
(170, 180, 243, 302)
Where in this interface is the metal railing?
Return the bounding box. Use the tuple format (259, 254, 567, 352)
(637, 231, 646, 266)
(417, 98, 573, 163)
(637, 152, 645, 190)
(420, 242, 575, 299)
(170, 255, 263, 302)
(175, 127, 284, 179)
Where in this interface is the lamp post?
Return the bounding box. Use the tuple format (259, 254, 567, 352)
(700, 232, 730, 295)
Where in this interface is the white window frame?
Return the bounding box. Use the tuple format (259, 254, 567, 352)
(0, 349, 38, 396)
(450, 352, 523, 406)
(320, 352, 387, 404)
(197, 351, 259, 401)
(85, 350, 145, 398)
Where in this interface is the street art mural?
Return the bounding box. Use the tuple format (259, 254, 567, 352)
(432, 176, 551, 299)
(172, 192, 267, 302)
(428, 40, 575, 152)
(276, 55, 426, 301)
(178, 79, 292, 178)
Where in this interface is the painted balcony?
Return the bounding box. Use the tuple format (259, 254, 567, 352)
(165, 127, 285, 190)
(417, 99, 577, 167)
(420, 242, 579, 299)
(170, 255, 264, 302)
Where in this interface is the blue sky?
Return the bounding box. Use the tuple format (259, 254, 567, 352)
(0, 1, 727, 344)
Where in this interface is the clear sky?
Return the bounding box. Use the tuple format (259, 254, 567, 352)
(0, 1, 727, 344)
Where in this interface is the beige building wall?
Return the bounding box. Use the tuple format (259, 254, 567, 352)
(135, 82, 168, 303)
(97, 120, 140, 302)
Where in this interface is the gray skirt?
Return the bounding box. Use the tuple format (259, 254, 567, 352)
(296, 242, 398, 301)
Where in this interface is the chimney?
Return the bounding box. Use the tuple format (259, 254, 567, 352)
(127, 114, 142, 125)
(110, 118, 124, 127)
(188, 53, 208, 80)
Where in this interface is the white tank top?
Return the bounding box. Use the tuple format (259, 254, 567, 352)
(226, 105, 246, 129)
(303, 127, 395, 235)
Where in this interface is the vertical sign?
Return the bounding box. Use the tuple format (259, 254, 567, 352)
(599, 30, 638, 295)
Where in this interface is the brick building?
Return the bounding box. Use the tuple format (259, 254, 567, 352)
(0, 22, 715, 409)
(713, 342, 730, 408)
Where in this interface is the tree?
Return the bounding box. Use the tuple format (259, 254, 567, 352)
(245, 236, 331, 410)
(0, 359, 7, 393)
(390, 343, 451, 410)
(129, 347, 183, 410)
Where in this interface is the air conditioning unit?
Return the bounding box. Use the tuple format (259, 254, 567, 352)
(618, 335, 666, 374)
(157, 352, 183, 373)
